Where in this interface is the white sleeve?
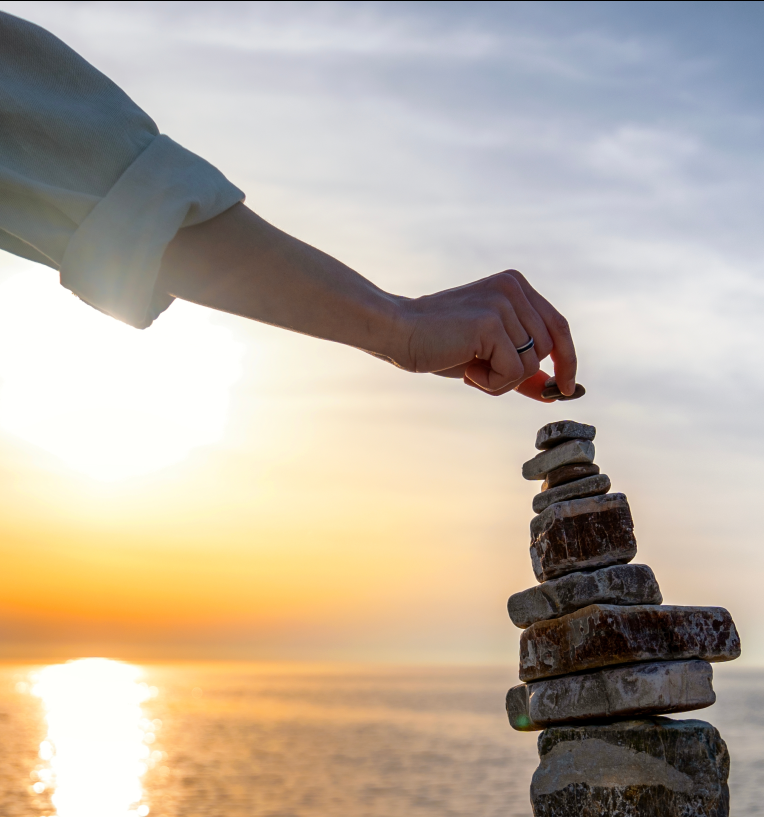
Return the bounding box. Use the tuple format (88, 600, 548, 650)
(0, 11, 244, 328)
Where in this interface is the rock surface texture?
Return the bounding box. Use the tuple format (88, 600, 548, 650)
(508, 563, 662, 629)
(506, 660, 715, 731)
(540, 383, 586, 402)
(532, 473, 611, 514)
(536, 421, 597, 450)
(530, 718, 730, 817)
(530, 493, 636, 582)
(543, 462, 600, 490)
(510, 419, 737, 816)
(519, 604, 741, 682)
(523, 439, 595, 480)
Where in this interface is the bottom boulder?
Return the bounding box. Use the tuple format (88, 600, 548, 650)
(531, 718, 729, 817)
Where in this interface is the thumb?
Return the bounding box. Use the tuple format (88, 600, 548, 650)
(514, 370, 556, 402)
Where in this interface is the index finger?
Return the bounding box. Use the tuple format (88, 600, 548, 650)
(546, 311, 577, 396)
(503, 271, 577, 396)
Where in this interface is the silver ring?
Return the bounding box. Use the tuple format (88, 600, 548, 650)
(515, 336, 535, 355)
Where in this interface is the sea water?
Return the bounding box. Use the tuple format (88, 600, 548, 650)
(0, 661, 761, 817)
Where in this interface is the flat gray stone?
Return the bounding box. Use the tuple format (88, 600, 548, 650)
(523, 439, 595, 480)
(532, 473, 611, 514)
(506, 660, 715, 731)
(530, 493, 636, 582)
(541, 384, 586, 401)
(531, 718, 729, 816)
(508, 563, 662, 629)
(519, 604, 741, 683)
(543, 462, 600, 490)
(536, 421, 596, 451)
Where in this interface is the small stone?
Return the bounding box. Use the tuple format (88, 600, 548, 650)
(532, 474, 611, 514)
(523, 439, 595, 481)
(543, 462, 600, 489)
(536, 421, 596, 450)
(507, 563, 662, 629)
(506, 684, 542, 732)
(506, 660, 715, 731)
(541, 384, 586, 401)
(530, 493, 636, 582)
(530, 718, 730, 816)
(519, 604, 741, 683)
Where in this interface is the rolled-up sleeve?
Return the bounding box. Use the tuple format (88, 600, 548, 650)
(0, 11, 244, 328)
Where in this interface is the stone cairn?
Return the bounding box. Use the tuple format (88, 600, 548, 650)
(506, 420, 741, 816)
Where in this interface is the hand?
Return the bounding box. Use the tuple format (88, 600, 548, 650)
(159, 206, 576, 401)
(391, 270, 577, 400)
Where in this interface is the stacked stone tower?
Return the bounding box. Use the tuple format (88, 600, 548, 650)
(506, 420, 741, 816)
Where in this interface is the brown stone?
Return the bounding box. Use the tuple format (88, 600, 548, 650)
(536, 421, 596, 451)
(523, 439, 595, 480)
(543, 462, 600, 489)
(519, 604, 741, 683)
(506, 660, 715, 731)
(531, 718, 730, 816)
(530, 493, 636, 582)
(532, 474, 611, 514)
(508, 563, 662, 629)
(541, 383, 586, 401)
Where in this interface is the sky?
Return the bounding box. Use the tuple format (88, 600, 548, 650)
(0, 0, 763, 665)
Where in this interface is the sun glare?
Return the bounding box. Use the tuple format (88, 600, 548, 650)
(0, 271, 243, 481)
(30, 658, 159, 817)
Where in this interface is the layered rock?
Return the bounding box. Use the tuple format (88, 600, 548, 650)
(523, 439, 595, 480)
(506, 659, 715, 731)
(531, 718, 730, 816)
(530, 493, 636, 582)
(543, 462, 600, 490)
(536, 420, 596, 450)
(519, 604, 741, 682)
(509, 418, 738, 816)
(508, 564, 662, 629)
(532, 473, 611, 514)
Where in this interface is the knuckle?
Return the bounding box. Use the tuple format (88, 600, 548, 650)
(504, 268, 525, 282)
(524, 357, 540, 377)
(480, 312, 503, 334)
(550, 311, 571, 335)
(496, 272, 523, 296)
(506, 358, 525, 382)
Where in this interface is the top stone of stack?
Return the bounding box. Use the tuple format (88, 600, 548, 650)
(535, 420, 596, 451)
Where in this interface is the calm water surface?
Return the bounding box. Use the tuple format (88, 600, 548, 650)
(0, 660, 761, 817)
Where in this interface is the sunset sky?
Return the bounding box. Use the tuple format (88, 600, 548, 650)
(1, 1, 763, 665)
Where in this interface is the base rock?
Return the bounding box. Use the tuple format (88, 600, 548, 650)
(519, 604, 740, 682)
(536, 420, 596, 450)
(530, 493, 637, 582)
(531, 718, 729, 816)
(523, 439, 595, 480)
(543, 462, 600, 490)
(506, 659, 715, 731)
(508, 564, 662, 629)
(533, 473, 612, 514)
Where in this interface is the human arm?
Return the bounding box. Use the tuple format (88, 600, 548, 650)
(0, 9, 577, 398)
(157, 203, 577, 399)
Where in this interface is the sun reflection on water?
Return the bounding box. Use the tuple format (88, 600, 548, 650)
(30, 658, 160, 817)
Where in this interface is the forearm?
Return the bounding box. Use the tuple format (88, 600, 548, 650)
(157, 202, 578, 399)
(158, 203, 406, 361)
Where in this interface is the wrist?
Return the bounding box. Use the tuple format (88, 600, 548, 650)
(360, 291, 414, 368)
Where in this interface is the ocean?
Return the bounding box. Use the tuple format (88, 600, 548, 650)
(0, 660, 761, 817)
